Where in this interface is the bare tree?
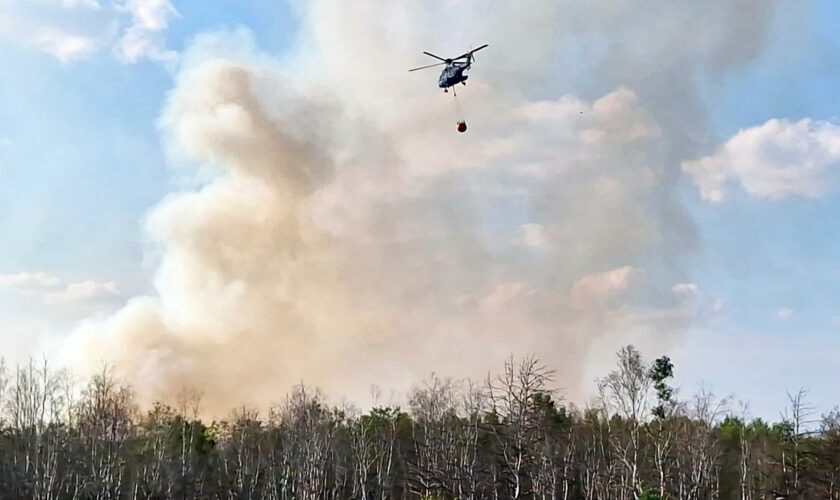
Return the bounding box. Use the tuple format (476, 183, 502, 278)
(0, 348, 829, 499)
(74, 366, 137, 499)
(816, 408, 840, 499)
(674, 388, 728, 499)
(598, 345, 653, 499)
(455, 380, 487, 499)
(486, 355, 554, 499)
(406, 373, 458, 498)
(266, 385, 343, 500)
(776, 388, 816, 497)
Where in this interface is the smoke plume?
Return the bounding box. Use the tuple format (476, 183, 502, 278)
(66, 1, 778, 414)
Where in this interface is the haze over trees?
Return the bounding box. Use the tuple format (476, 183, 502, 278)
(0, 348, 834, 499)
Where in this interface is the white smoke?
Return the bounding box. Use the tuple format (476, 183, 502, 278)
(65, 1, 778, 414)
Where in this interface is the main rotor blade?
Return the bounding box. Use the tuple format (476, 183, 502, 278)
(422, 51, 447, 62)
(453, 43, 489, 61)
(408, 62, 446, 72)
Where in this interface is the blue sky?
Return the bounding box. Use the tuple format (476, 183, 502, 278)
(0, 1, 839, 419)
(675, 0, 840, 417)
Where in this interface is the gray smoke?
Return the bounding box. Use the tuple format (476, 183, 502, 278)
(65, 1, 778, 414)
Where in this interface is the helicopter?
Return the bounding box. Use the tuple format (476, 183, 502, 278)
(409, 44, 489, 93)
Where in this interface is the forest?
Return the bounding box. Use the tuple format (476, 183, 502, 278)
(0, 346, 836, 499)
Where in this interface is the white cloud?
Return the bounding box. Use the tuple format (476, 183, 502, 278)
(0, 0, 160, 64)
(683, 118, 840, 202)
(777, 307, 794, 319)
(0, 271, 117, 304)
(45, 280, 119, 304)
(32, 27, 100, 62)
(0, 272, 61, 290)
(114, 0, 178, 64)
(10, 0, 100, 8)
(521, 223, 549, 250)
(832, 316, 840, 329)
(57, 0, 100, 8)
(672, 282, 726, 318)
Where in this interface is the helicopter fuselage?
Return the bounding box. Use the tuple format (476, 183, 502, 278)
(438, 63, 470, 88)
(409, 44, 487, 91)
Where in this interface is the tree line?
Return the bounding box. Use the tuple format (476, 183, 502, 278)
(0, 346, 836, 499)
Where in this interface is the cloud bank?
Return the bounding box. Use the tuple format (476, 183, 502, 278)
(115, 0, 179, 64)
(0, 271, 117, 303)
(32, 27, 101, 62)
(0, 0, 176, 64)
(684, 118, 840, 202)
(65, 1, 777, 413)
